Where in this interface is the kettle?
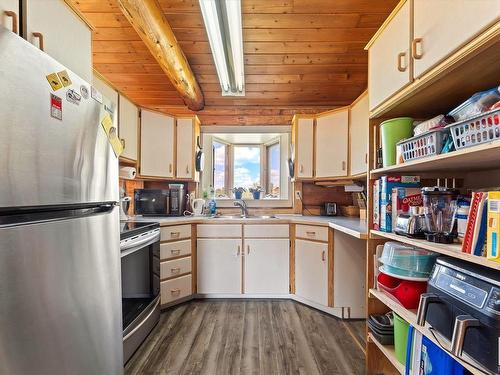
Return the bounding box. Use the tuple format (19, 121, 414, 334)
(192, 198, 205, 216)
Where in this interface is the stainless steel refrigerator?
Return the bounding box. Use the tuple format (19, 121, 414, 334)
(0, 28, 123, 374)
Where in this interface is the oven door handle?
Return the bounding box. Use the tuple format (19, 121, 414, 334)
(121, 230, 160, 257)
(123, 296, 160, 341)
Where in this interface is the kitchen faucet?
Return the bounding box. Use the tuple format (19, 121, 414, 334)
(233, 200, 249, 218)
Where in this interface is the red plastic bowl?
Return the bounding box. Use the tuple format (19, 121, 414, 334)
(377, 272, 428, 309)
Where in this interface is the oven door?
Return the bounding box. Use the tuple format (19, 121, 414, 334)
(121, 229, 160, 333)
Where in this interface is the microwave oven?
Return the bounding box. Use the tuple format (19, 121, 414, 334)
(134, 187, 186, 216)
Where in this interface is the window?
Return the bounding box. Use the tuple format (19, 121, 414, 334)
(266, 142, 280, 198)
(201, 130, 291, 205)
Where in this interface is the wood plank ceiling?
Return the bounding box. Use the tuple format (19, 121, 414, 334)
(73, 0, 398, 125)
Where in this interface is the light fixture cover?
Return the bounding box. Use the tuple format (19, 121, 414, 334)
(199, 0, 245, 96)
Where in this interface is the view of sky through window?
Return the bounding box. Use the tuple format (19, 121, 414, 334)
(233, 146, 260, 189)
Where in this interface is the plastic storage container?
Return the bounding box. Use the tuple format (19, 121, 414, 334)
(397, 128, 449, 162)
(446, 108, 500, 150)
(380, 117, 414, 167)
(377, 272, 428, 309)
(379, 241, 439, 275)
(394, 313, 410, 366)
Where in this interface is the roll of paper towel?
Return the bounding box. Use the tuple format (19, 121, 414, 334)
(119, 166, 136, 179)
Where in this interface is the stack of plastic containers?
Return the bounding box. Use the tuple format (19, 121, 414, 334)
(377, 242, 439, 309)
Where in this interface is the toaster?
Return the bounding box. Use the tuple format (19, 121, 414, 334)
(394, 213, 426, 238)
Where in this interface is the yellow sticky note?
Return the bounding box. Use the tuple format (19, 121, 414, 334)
(108, 129, 123, 157)
(57, 70, 72, 87)
(46, 73, 63, 91)
(101, 114, 113, 135)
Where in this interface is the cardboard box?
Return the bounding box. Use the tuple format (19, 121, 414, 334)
(487, 191, 500, 262)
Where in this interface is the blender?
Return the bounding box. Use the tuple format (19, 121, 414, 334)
(421, 187, 459, 243)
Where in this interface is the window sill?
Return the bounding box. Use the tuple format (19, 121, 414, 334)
(215, 198, 293, 208)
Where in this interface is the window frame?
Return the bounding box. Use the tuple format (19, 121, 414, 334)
(264, 140, 281, 198)
(211, 138, 231, 197)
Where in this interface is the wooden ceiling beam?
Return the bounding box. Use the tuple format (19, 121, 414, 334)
(117, 0, 204, 111)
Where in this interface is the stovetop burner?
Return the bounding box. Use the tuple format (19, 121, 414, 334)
(120, 221, 159, 240)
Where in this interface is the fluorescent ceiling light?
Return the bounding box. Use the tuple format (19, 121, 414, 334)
(199, 0, 245, 96)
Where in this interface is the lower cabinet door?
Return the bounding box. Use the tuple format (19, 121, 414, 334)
(197, 239, 242, 294)
(295, 239, 328, 306)
(244, 239, 289, 294)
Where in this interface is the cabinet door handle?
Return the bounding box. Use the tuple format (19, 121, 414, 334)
(342, 161, 346, 171)
(171, 267, 181, 274)
(299, 164, 304, 173)
(32, 32, 44, 51)
(236, 245, 241, 256)
(4, 11, 18, 34)
(412, 38, 423, 59)
(120, 138, 126, 149)
(397, 52, 407, 72)
(365, 153, 368, 164)
(186, 165, 189, 174)
(321, 250, 326, 262)
(247, 245, 250, 255)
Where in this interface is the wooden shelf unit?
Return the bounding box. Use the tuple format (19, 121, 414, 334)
(367, 333, 404, 375)
(365, 21, 500, 375)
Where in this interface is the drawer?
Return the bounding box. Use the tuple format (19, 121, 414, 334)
(296, 224, 328, 242)
(160, 239, 191, 260)
(161, 274, 192, 304)
(160, 224, 191, 241)
(244, 224, 289, 238)
(197, 224, 242, 238)
(161, 257, 192, 280)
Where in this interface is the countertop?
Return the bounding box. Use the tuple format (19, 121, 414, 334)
(129, 215, 368, 239)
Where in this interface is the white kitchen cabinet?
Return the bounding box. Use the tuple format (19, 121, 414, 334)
(118, 95, 138, 161)
(295, 239, 328, 306)
(26, 0, 92, 82)
(367, 1, 411, 111)
(244, 239, 289, 295)
(92, 74, 118, 109)
(349, 92, 369, 176)
(140, 110, 175, 178)
(315, 109, 349, 178)
(293, 116, 314, 179)
(0, 0, 18, 34)
(176, 117, 199, 181)
(197, 239, 242, 294)
(413, 0, 499, 79)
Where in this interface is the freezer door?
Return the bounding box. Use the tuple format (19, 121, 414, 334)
(0, 28, 118, 209)
(0, 207, 123, 374)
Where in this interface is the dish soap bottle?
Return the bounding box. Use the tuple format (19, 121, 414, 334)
(207, 187, 217, 216)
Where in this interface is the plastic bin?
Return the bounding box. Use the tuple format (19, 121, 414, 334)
(394, 313, 410, 366)
(377, 272, 428, 309)
(380, 117, 413, 167)
(379, 241, 439, 274)
(446, 108, 500, 150)
(397, 128, 449, 162)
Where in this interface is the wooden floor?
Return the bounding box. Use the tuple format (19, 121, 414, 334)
(126, 299, 365, 375)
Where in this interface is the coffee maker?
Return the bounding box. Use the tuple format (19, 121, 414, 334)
(169, 185, 186, 216)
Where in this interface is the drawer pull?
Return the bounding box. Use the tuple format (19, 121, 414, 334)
(171, 267, 181, 274)
(171, 249, 181, 255)
(32, 32, 44, 51)
(306, 231, 316, 236)
(397, 52, 407, 72)
(322, 250, 326, 262)
(4, 10, 18, 34)
(412, 38, 423, 59)
(170, 288, 181, 295)
(170, 231, 180, 238)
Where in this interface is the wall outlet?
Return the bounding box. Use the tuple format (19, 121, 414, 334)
(295, 191, 302, 200)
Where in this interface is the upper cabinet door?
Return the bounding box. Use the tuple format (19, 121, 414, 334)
(92, 74, 118, 108)
(118, 95, 138, 161)
(140, 110, 175, 178)
(315, 109, 349, 178)
(413, 0, 500, 79)
(176, 117, 198, 180)
(368, 1, 411, 111)
(26, 0, 92, 82)
(294, 117, 314, 179)
(0, 0, 19, 34)
(349, 93, 369, 176)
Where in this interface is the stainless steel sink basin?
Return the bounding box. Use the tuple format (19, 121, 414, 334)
(208, 215, 277, 220)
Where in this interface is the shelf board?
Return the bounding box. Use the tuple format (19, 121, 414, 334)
(370, 230, 500, 271)
(369, 289, 486, 375)
(370, 141, 500, 178)
(367, 332, 404, 375)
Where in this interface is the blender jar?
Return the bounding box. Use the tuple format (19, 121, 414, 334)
(421, 187, 459, 243)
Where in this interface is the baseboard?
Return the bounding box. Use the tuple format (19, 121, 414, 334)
(195, 293, 293, 299)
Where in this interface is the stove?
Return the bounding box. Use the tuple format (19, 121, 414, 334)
(120, 221, 159, 240)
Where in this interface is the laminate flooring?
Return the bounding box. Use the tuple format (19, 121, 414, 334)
(126, 299, 365, 375)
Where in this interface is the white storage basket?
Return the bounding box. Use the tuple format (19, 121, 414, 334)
(397, 128, 448, 162)
(446, 108, 500, 150)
